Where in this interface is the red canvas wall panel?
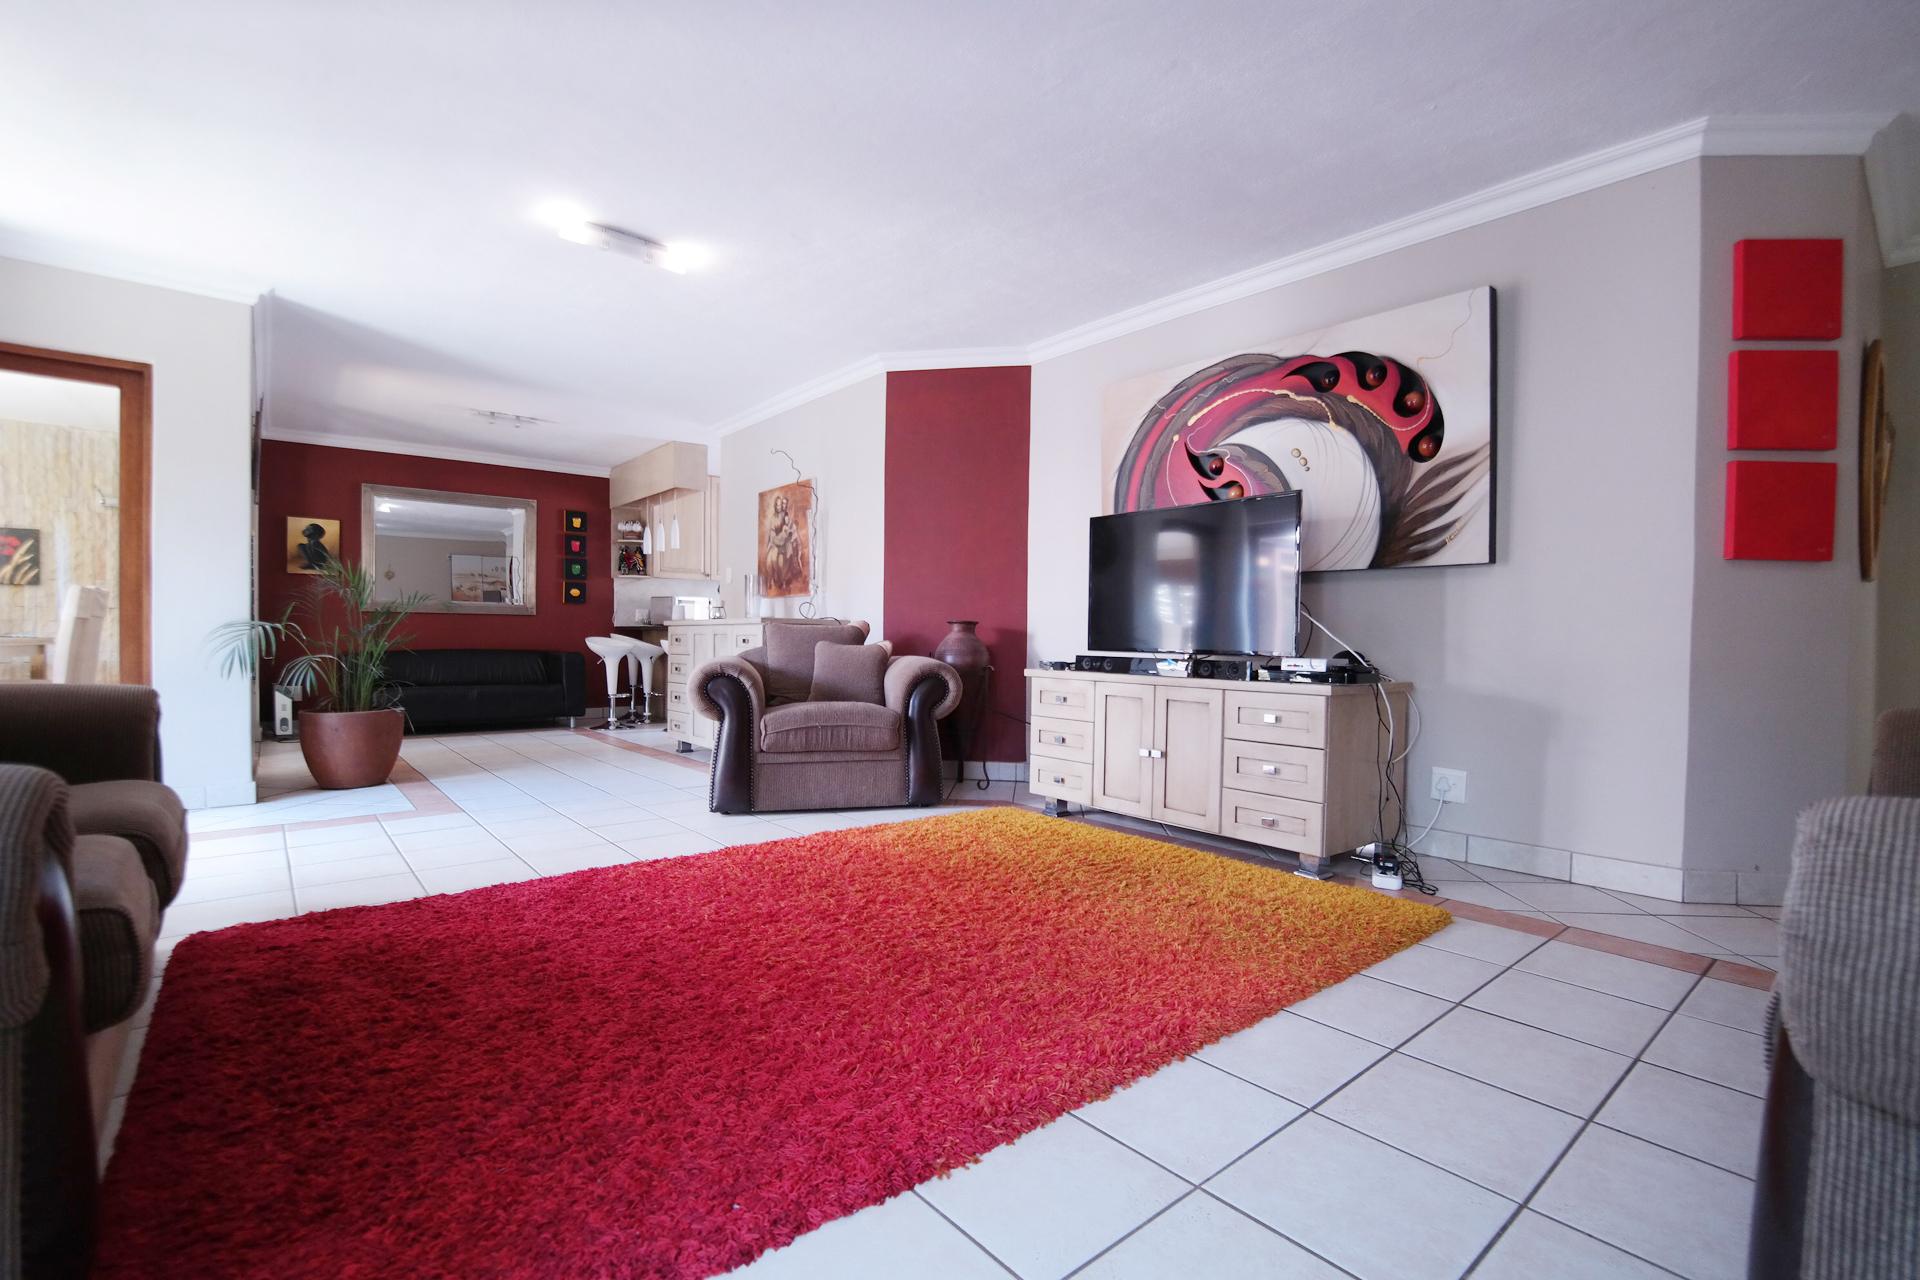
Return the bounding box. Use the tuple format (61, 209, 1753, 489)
(1727, 349, 1839, 450)
(256, 442, 611, 701)
(883, 368, 1032, 762)
(1732, 239, 1843, 340)
(1724, 460, 1836, 561)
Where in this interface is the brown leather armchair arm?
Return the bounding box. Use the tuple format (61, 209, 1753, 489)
(885, 656, 962, 807)
(0, 686, 163, 784)
(691, 657, 767, 815)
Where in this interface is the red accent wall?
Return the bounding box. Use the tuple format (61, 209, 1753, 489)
(256, 441, 610, 694)
(883, 368, 1031, 761)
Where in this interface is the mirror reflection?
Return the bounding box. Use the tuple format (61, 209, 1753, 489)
(361, 485, 536, 614)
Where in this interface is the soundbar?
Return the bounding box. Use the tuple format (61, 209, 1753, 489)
(1070, 655, 1258, 681)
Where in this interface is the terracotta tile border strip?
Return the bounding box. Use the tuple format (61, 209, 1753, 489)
(572, 728, 707, 772)
(1706, 958, 1778, 990)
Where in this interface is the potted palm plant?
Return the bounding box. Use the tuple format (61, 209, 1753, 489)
(214, 559, 429, 789)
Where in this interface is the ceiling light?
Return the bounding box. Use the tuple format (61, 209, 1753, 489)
(531, 200, 713, 272)
(470, 409, 553, 429)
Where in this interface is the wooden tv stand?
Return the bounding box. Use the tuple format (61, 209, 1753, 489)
(1023, 668, 1410, 877)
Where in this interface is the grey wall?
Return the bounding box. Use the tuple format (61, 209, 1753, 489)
(1030, 164, 1707, 896)
(1878, 261, 1920, 715)
(1680, 157, 1885, 905)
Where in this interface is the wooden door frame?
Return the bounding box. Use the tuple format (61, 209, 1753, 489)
(0, 341, 152, 683)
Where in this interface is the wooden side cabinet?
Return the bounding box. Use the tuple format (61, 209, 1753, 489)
(1028, 668, 1407, 875)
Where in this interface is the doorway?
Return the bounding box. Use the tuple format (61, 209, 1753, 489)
(0, 342, 151, 683)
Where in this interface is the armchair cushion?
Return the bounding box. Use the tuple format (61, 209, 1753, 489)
(68, 779, 188, 906)
(71, 834, 156, 1034)
(760, 702, 902, 755)
(0, 684, 162, 784)
(810, 643, 888, 706)
(762, 620, 869, 705)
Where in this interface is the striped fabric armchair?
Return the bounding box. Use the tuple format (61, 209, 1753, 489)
(1749, 709, 1920, 1280)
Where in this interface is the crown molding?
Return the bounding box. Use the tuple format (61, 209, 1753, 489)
(0, 229, 265, 305)
(711, 346, 1029, 436)
(261, 427, 613, 478)
(709, 112, 1895, 434)
(1864, 114, 1920, 267)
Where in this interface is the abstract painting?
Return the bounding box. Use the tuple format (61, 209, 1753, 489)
(0, 528, 40, 585)
(285, 517, 340, 574)
(757, 480, 814, 599)
(1104, 287, 1496, 571)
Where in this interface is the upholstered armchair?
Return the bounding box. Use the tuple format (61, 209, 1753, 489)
(689, 619, 962, 813)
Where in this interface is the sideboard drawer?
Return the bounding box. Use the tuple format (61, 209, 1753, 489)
(1222, 789, 1324, 856)
(667, 632, 691, 656)
(1030, 678, 1093, 722)
(1223, 740, 1325, 803)
(1029, 716, 1093, 762)
(667, 686, 690, 714)
(1224, 690, 1326, 748)
(731, 628, 761, 652)
(668, 658, 691, 683)
(1029, 754, 1092, 804)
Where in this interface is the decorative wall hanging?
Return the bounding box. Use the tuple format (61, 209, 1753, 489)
(564, 581, 587, 604)
(449, 555, 519, 603)
(1103, 287, 1496, 571)
(1732, 239, 1843, 340)
(1727, 350, 1839, 450)
(1725, 460, 1836, 561)
(0, 528, 40, 585)
(285, 517, 340, 574)
(564, 510, 588, 532)
(757, 479, 815, 599)
(564, 533, 587, 557)
(1859, 339, 1894, 581)
(563, 557, 589, 581)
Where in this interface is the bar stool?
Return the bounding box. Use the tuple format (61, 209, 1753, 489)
(584, 636, 635, 730)
(620, 638, 666, 725)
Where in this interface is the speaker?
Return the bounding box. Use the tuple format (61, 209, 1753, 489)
(1191, 657, 1251, 681)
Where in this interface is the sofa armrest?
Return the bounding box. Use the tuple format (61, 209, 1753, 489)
(884, 656, 962, 720)
(0, 686, 162, 784)
(544, 651, 588, 718)
(1869, 708, 1920, 797)
(690, 656, 766, 725)
(0, 765, 68, 1029)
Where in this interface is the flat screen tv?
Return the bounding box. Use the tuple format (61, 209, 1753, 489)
(1087, 493, 1302, 656)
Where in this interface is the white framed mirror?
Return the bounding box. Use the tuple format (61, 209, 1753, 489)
(360, 484, 537, 615)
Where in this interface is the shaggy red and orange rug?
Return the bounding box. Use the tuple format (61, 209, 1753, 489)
(99, 807, 1447, 1278)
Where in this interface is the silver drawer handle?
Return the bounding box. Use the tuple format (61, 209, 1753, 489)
(1047, 733, 1068, 744)
(1138, 747, 1164, 759)
(1260, 817, 1278, 828)
(1260, 764, 1279, 775)
(1051, 775, 1066, 785)
(1049, 694, 1069, 704)
(1261, 713, 1280, 724)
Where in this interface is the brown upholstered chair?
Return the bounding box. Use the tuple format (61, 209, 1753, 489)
(0, 685, 182, 1276)
(689, 619, 962, 813)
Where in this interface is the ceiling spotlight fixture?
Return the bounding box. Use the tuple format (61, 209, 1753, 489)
(531, 200, 712, 273)
(470, 409, 554, 429)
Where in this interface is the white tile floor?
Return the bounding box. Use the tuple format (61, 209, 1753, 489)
(122, 726, 1771, 1280)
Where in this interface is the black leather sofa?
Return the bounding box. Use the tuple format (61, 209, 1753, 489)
(380, 649, 587, 732)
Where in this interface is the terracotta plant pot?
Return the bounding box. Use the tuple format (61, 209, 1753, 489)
(299, 708, 406, 790)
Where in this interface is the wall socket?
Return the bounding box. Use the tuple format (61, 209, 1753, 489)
(1430, 768, 1468, 804)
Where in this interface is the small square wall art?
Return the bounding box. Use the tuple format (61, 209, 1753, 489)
(564, 510, 589, 533)
(564, 533, 587, 557)
(563, 557, 588, 580)
(0, 528, 41, 585)
(564, 581, 588, 605)
(1725, 460, 1836, 561)
(1732, 239, 1842, 340)
(1727, 350, 1838, 450)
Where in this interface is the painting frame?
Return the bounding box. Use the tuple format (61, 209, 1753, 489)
(757, 480, 814, 600)
(0, 528, 41, 586)
(285, 517, 341, 575)
(1102, 287, 1498, 574)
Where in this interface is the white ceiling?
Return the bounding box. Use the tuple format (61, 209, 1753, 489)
(2, 2, 1915, 472)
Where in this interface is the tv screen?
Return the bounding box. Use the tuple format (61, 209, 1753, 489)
(1087, 493, 1302, 656)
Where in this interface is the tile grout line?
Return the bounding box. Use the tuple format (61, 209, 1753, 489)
(907, 1189, 1024, 1279)
(1460, 967, 1716, 1279)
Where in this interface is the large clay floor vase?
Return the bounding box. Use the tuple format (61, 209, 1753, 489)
(933, 620, 991, 767)
(299, 708, 405, 790)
